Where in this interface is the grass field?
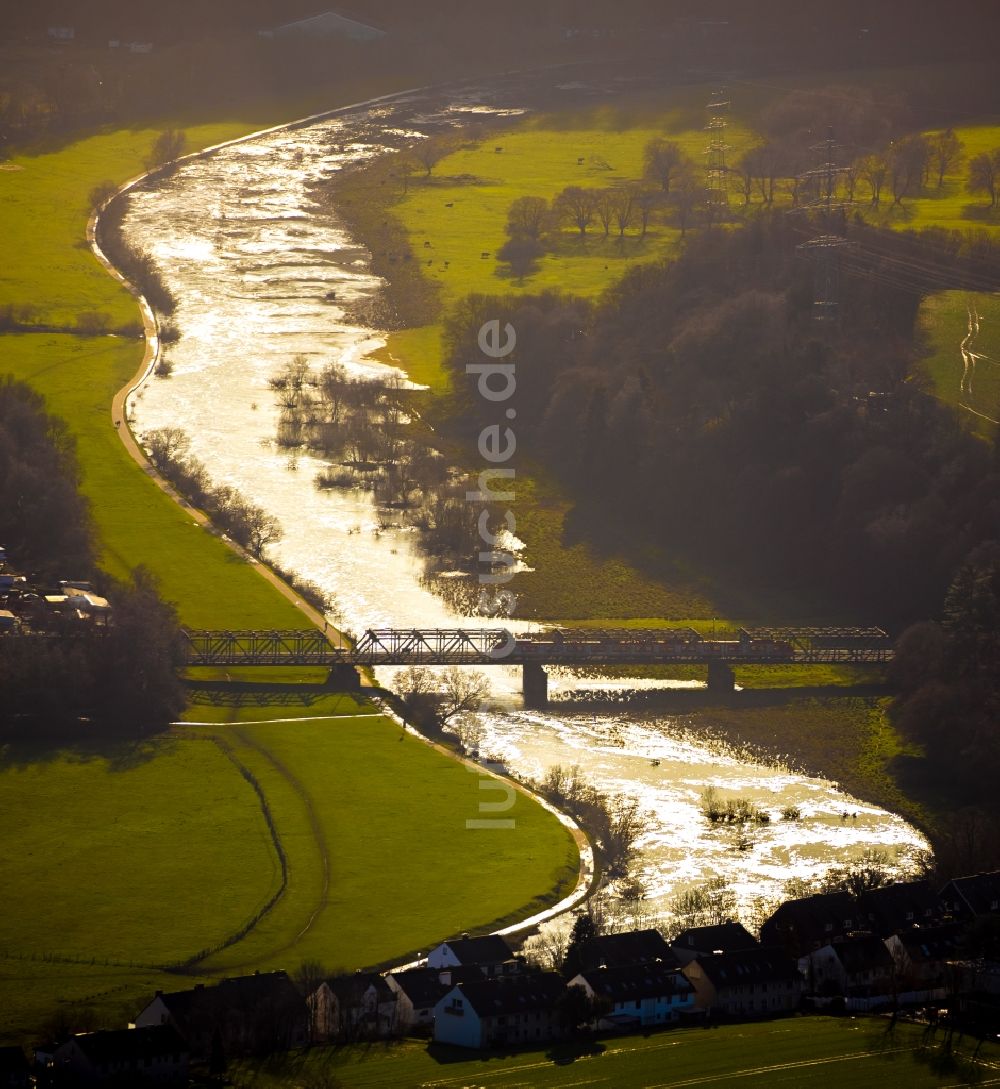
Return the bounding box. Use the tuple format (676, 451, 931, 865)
(918, 290, 1000, 436)
(0, 695, 580, 1042)
(186, 710, 579, 974)
(231, 1016, 997, 1088)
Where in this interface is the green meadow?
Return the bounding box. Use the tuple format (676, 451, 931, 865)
(233, 1016, 996, 1089)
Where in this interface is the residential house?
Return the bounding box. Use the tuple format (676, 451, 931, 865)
(47, 27, 75, 42)
(858, 880, 944, 933)
(386, 968, 451, 1033)
(433, 973, 565, 1049)
(568, 961, 695, 1030)
(760, 881, 941, 957)
(569, 928, 678, 973)
(259, 11, 386, 42)
(759, 890, 857, 954)
(53, 1026, 187, 1086)
(670, 922, 759, 966)
(0, 1047, 29, 1089)
(134, 970, 308, 1057)
(802, 935, 896, 999)
(309, 972, 397, 1041)
(885, 924, 962, 988)
(681, 947, 803, 1017)
(426, 934, 518, 978)
(940, 871, 1000, 921)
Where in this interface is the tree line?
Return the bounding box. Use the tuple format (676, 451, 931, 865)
(0, 376, 187, 739)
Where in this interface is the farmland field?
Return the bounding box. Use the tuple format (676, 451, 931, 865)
(231, 1016, 999, 1088)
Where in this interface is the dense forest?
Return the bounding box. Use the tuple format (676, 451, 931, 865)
(442, 215, 1000, 627)
(0, 377, 187, 740)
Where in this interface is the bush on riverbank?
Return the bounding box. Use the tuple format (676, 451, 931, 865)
(95, 190, 176, 316)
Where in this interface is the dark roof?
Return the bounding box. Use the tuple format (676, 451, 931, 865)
(828, 935, 894, 974)
(0, 1047, 29, 1075)
(762, 881, 945, 953)
(574, 962, 694, 1001)
(896, 924, 963, 962)
(70, 1026, 187, 1064)
(388, 967, 450, 1008)
(941, 871, 1000, 917)
(441, 935, 515, 965)
(858, 881, 942, 930)
(672, 922, 759, 954)
(152, 970, 306, 1021)
(325, 972, 395, 1005)
(693, 946, 802, 988)
(576, 929, 677, 971)
(453, 973, 565, 1018)
(760, 891, 859, 951)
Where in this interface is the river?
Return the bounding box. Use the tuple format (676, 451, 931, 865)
(122, 70, 929, 936)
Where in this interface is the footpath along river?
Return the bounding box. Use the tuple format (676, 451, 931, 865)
(122, 70, 928, 931)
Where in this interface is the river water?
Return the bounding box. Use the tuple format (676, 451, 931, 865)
(123, 72, 928, 932)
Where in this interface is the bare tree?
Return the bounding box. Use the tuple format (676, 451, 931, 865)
(147, 128, 186, 169)
(731, 156, 755, 206)
(244, 505, 283, 559)
(396, 666, 490, 732)
(669, 171, 703, 238)
(967, 149, 1000, 209)
(413, 137, 449, 176)
(611, 186, 636, 237)
(666, 877, 737, 937)
(394, 155, 418, 193)
(643, 137, 686, 193)
(857, 152, 889, 206)
(594, 189, 615, 237)
(144, 426, 190, 467)
(633, 187, 662, 237)
(605, 794, 649, 877)
(888, 134, 931, 205)
(822, 848, 895, 896)
(930, 128, 965, 188)
(743, 143, 782, 205)
(555, 186, 597, 236)
(506, 195, 550, 240)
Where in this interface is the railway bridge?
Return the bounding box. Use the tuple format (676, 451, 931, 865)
(182, 626, 893, 708)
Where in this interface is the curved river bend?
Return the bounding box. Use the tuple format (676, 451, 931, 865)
(123, 73, 928, 931)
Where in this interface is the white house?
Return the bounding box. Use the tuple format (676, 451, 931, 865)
(259, 11, 386, 43)
(427, 934, 518, 978)
(568, 961, 695, 1029)
(433, 974, 565, 1049)
(47, 27, 75, 42)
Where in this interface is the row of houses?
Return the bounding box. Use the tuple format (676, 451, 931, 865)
(25, 870, 1000, 1080)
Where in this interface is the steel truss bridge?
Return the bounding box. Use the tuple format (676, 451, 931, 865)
(182, 626, 893, 705)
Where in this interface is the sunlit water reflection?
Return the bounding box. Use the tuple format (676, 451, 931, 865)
(124, 74, 928, 929)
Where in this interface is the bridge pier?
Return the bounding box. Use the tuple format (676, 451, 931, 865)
(523, 663, 549, 709)
(707, 661, 735, 693)
(325, 664, 361, 691)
